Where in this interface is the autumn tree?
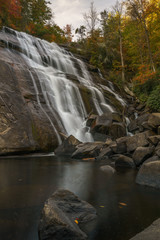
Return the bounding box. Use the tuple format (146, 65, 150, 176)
(64, 24, 73, 43)
(126, 0, 156, 72)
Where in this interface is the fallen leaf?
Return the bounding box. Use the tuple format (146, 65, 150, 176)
(100, 206, 105, 208)
(82, 158, 95, 161)
(74, 220, 79, 224)
(119, 202, 127, 206)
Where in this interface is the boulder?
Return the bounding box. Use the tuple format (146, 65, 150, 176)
(72, 142, 104, 159)
(100, 165, 115, 175)
(130, 218, 160, 240)
(115, 155, 135, 169)
(132, 147, 154, 167)
(145, 156, 159, 164)
(91, 113, 112, 134)
(55, 135, 81, 156)
(136, 161, 160, 189)
(126, 131, 154, 152)
(38, 189, 97, 240)
(115, 136, 128, 154)
(148, 113, 160, 129)
(96, 146, 113, 160)
(148, 135, 160, 146)
(109, 122, 126, 140)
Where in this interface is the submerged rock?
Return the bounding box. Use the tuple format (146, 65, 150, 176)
(130, 218, 160, 240)
(136, 161, 160, 189)
(100, 165, 115, 175)
(38, 189, 97, 240)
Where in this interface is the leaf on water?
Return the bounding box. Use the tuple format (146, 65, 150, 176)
(100, 206, 105, 208)
(74, 220, 79, 224)
(82, 158, 95, 161)
(119, 202, 127, 206)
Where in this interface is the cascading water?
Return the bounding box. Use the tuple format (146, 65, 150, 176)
(2, 27, 126, 143)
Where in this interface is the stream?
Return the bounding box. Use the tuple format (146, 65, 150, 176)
(0, 155, 160, 240)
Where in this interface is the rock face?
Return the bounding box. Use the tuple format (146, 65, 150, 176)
(136, 161, 160, 189)
(0, 27, 128, 155)
(130, 218, 160, 240)
(38, 189, 97, 240)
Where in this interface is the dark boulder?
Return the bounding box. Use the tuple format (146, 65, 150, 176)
(72, 142, 104, 159)
(115, 155, 135, 169)
(109, 122, 126, 140)
(130, 218, 160, 240)
(55, 135, 81, 156)
(136, 161, 160, 189)
(132, 147, 154, 167)
(38, 189, 97, 240)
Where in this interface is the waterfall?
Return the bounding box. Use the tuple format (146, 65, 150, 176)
(2, 27, 126, 143)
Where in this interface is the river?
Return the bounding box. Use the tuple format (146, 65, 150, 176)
(0, 155, 160, 240)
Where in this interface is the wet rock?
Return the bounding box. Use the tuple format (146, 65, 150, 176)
(133, 147, 154, 167)
(72, 142, 104, 159)
(86, 114, 97, 127)
(115, 155, 135, 169)
(91, 113, 112, 135)
(55, 135, 81, 156)
(130, 218, 160, 240)
(38, 189, 96, 240)
(100, 165, 115, 175)
(136, 161, 160, 189)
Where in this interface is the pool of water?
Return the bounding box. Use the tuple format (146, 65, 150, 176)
(0, 155, 160, 240)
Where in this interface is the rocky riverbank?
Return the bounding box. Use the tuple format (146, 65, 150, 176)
(55, 112, 160, 189)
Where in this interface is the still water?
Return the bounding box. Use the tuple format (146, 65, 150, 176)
(0, 155, 160, 240)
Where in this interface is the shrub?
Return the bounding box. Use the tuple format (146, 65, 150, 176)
(147, 86, 160, 112)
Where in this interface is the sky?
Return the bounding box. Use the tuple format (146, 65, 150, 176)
(50, 0, 117, 34)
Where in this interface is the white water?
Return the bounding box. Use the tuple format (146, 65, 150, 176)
(2, 28, 127, 143)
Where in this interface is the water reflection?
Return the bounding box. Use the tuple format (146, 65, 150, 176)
(0, 156, 160, 240)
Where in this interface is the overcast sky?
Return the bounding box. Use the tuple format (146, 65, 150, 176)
(50, 0, 117, 33)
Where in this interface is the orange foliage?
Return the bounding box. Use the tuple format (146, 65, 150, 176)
(133, 65, 156, 85)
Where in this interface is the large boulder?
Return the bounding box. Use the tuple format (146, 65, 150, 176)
(126, 131, 154, 152)
(38, 189, 96, 240)
(132, 147, 154, 167)
(130, 218, 160, 240)
(55, 135, 81, 156)
(136, 161, 160, 189)
(148, 113, 160, 129)
(72, 142, 104, 159)
(109, 122, 126, 140)
(115, 155, 135, 169)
